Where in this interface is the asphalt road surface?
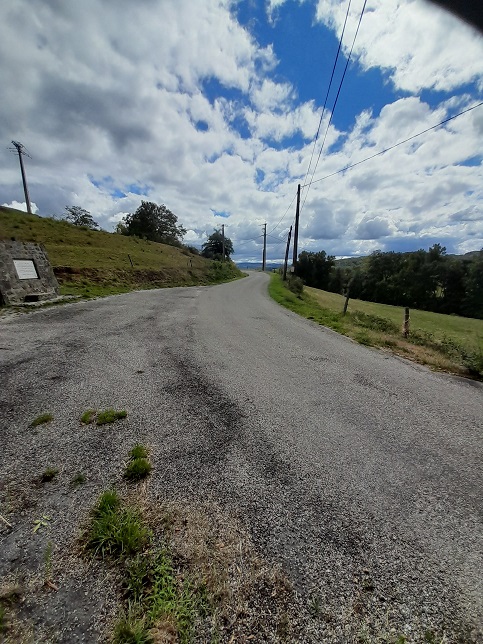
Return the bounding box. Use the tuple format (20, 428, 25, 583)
(1, 272, 482, 642)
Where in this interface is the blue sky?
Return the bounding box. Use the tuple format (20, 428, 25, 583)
(1, 0, 482, 261)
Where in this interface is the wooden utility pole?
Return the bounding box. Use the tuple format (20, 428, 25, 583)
(292, 184, 301, 268)
(283, 225, 292, 281)
(262, 223, 267, 271)
(11, 141, 32, 214)
(342, 275, 357, 315)
(221, 224, 225, 262)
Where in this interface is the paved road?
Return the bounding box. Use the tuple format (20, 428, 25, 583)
(1, 272, 482, 641)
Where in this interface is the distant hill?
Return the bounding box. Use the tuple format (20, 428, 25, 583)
(333, 257, 365, 269)
(0, 207, 242, 299)
(236, 262, 283, 271)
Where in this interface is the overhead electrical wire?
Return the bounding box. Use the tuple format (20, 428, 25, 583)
(260, 0, 360, 239)
(301, 101, 483, 187)
(266, 192, 297, 236)
(302, 0, 368, 210)
(301, 0, 353, 192)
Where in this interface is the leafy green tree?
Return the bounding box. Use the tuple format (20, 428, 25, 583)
(296, 250, 335, 290)
(201, 229, 234, 259)
(119, 201, 186, 245)
(462, 250, 483, 319)
(64, 206, 99, 229)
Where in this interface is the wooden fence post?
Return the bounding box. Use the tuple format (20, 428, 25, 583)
(402, 307, 410, 337)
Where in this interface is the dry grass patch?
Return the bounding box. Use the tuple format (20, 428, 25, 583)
(83, 490, 307, 643)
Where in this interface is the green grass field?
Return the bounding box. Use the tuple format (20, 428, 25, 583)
(270, 274, 483, 378)
(306, 286, 483, 352)
(0, 206, 243, 299)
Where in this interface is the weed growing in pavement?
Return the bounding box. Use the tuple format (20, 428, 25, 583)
(80, 409, 96, 424)
(148, 549, 208, 643)
(124, 458, 152, 481)
(44, 541, 53, 583)
(85, 491, 211, 643)
(129, 445, 149, 460)
(71, 472, 86, 486)
(86, 491, 149, 559)
(41, 468, 59, 483)
(308, 594, 322, 618)
(0, 604, 6, 634)
(96, 409, 127, 426)
(30, 413, 53, 427)
(112, 611, 152, 644)
(124, 445, 152, 481)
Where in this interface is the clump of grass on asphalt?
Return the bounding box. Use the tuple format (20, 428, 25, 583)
(80, 409, 96, 424)
(124, 459, 152, 481)
(0, 605, 6, 634)
(124, 445, 152, 482)
(96, 409, 127, 426)
(129, 444, 149, 460)
(41, 468, 59, 483)
(86, 490, 149, 559)
(112, 612, 152, 644)
(30, 413, 53, 427)
(71, 472, 86, 486)
(84, 492, 211, 643)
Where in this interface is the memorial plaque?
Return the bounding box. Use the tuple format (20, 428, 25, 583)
(13, 259, 39, 280)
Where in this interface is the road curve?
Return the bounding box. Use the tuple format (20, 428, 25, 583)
(1, 272, 482, 641)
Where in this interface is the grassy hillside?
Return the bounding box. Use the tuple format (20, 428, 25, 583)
(0, 206, 242, 298)
(270, 274, 483, 378)
(306, 286, 483, 352)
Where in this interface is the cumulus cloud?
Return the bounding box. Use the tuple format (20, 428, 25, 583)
(2, 201, 38, 214)
(314, 0, 483, 92)
(355, 216, 394, 239)
(0, 0, 481, 261)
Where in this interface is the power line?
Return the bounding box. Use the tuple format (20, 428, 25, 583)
(267, 192, 297, 236)
(302, 0, 368, 210)
(302, 101, 483, 187)
(302, 0, 353, 191)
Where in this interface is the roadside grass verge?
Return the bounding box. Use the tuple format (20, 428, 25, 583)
(269, 273, 483, 378)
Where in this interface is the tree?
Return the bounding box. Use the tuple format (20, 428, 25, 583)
(462, 250, 483, 319)
(201, 229, 234, 260)
(295, 250, 335, 290)
(119, 201, 186, 246)
(64, 206, 99, 229)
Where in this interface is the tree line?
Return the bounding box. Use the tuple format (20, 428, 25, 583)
(295, 244, 483, 320)
(59, 201, 234, 259)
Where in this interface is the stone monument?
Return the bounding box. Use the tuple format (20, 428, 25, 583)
(0, 241, 60, 305)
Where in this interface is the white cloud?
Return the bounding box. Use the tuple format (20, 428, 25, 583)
(2, 201, 38, 214)
(315, 0, 483, 92)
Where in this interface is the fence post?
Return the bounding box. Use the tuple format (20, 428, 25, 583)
(402, 307, 410, 337)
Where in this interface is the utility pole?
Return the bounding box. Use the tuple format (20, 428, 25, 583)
(282, 225, 292, 281)
(221, 224, 225, 262)
(292, 183, 301, 269)
(262, 223, 267, 271)
(11, 141, 32, 214)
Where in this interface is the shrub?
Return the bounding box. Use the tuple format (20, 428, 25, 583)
(287, 276, 304, 296)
